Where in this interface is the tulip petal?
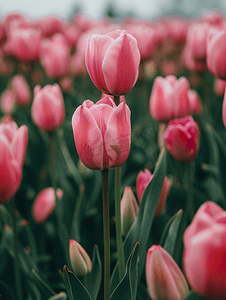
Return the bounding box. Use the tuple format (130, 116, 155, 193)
(11, 125, 28, 169)
(104, 102, 131, 169)
(102, 32, 140, 95)
(72, 104, 104, 170)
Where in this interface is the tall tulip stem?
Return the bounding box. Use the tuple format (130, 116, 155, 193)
(115, 167, 125, 279)
(49, 133, 59, 211)
(12, 197, 23, 300)
(102, 169, 110, 300)
(114, 96, 120, 106)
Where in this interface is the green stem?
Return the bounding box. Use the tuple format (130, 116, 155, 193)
(115, 167, 125, 279)
(12, 198, 23, 300)
(114, 96, 120, 106)
(49, 132, 59, 211)
(102, 169, 110, 300)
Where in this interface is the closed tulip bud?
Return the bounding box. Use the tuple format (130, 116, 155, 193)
(69, 239, 92, 277)
(183, 201, 226, 300)
(149, 75, 190, 122)
(72, 96, 131, 170)
(11, 75, 31, 106)
(146, 245, 189, 300)
(32, 188, 63, 224)
(121, 187, 139, 236)
(136, 169, 171, 217)
(187, 89, 202, 116)
(207, 29, 226, 79)
(0, 89, 16, 114)
(0, 121, 28, 203)
(40, 33, 70, 79)
(214, 78, 226, 97)
(31, 84, 65, 132)
(85, 29, 140, 96)
(164, 116, 199, 163)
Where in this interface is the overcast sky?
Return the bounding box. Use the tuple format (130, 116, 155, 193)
(0, 0, 225, 20)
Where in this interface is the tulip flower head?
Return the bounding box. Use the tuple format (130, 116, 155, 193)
(183, 201, 226, 300)
(11, 75, 31, 106)
(31, 84, 65, 132)
(0, 121, 28, 203)
(72, 96, 131, 171)
(136, 169, 171, 217)
(146, 245, 189, 300)
(69, 239, 92, 277)
(85, 29, 140, 96)
(164, 115, 199, 163)
(121, 186, 139, 236)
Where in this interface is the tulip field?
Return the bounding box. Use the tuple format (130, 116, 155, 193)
(1, 10, 226, 300)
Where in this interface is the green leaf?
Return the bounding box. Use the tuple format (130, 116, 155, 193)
(162, 209, 183, 257)
(31, 269, 56, 299)
(48, 292, 68, 300)
(110, 243, 139, 300)
(63, 265, 92, 300)
(84, 245, 102, 300)
(111, 150, 166, 293)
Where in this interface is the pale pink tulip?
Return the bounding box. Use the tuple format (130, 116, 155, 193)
(71, 96, 131, 170)
(187, 89, 203, 116)
(11, 75, 31, 106)
(85, 29, 140, 96)
(31, 84, 65, 132)
(0, 89, 16, 114)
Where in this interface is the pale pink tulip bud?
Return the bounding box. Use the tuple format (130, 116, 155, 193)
(214, 78, 226, 97)
(34, 16, 64, 38)
(149, 75, 190, 122)
(187, 89, 203, 116)
(164, 116, 199, 162)
(182, 46, 207, 73)
(32, 188, 63, 224)
(183, 201, 226, 300)
(11, 75, 31, 106)
(72, 96, 131, 170)
(69, 239, 92, 277)
(0, 121, 28, 203)
(136, 169, 171, 217)
(85, 30, 140, 96)
(3, 27, 41, 62)
(70, 52, 87, 77)
(202, 10, 224, 25)
(146, 245, 189, 300)
(207, 29, 226, 79)
(31, 84, 65, 132)
(40, 33, 70, 79)
(58, 76, 74, 93)
(121, 187, 139, 236)
(0, 89, 16, 114)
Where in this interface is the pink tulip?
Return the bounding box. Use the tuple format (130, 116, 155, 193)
(40, 33, 70, 79)
(3, 27, 41, 62)
(146, 245, 189, 300)
(183, 201, 226, 300)
(164, 116, 199, 162)
(102, 93, 126, 104)
(187, 89, 203, 116)
(32, 188, 63, 224)
(85, 29, 140, 96)
(136, 169, 171, 217)
(31, 84, 65, 132)
(149, 75, 190, 122)
(214, 78, 226, 97)
(0, 89, 16, 114)
(69, 239, 92, 277)
(222, 88, 226, 127)
(207, 29, 226, 79)
(121, 187, 139, 236)
(71, 96, 131, 171)
(0, 121, 28, 203)
(11, 75, 31, 106)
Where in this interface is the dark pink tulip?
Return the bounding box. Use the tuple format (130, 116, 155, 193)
(69, 239, 92, 277)
(146, 245, 189, 300)
(149, 75, 190, 122)
(3, 27, 41, 62)
(207, 29, 226, 79)
(11, 75, 31, 106)
(0, 121, 28, 203)
(40, 33, 70, 79)
(32, 188, 63, 224)
(187, 89, 203, 116)
(71, 96, 131, 171)
(136, 169, 171, 217)
(85, 30, 140, 96)
(164, 115, 199, 162)
(31, 84, 65, 132)
(183, 201, 226, 300)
